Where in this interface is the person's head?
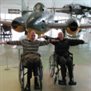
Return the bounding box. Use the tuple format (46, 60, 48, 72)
(27, 29, 36, 41)
(57, 32, 64, 40)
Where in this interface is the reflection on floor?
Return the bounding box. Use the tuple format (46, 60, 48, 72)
(0, 43, 91, 91)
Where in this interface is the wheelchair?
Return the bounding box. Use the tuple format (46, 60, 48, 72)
(49, 52, 74, 84)
(19, 55, 43, 91)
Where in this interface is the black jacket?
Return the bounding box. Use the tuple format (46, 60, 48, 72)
(45, 36, 84, 56)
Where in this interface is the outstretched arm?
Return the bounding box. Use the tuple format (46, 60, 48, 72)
(6, 41, 21, 45)
(68, 39, 85, 46)
(41, 35, 59, 42)
(0, 40, 21, 45)
(39, 35, 53, 40)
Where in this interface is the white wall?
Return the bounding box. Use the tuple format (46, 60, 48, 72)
(0, 0, 22, 20)
(0, 0, 21, 13)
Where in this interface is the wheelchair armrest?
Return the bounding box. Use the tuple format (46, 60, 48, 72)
(68, 52, 73, 55)
(68, 52, 73, 57)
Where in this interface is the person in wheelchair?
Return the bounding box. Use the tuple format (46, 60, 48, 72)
(4, 29, 49, 91)
(44, 32, 85, 85)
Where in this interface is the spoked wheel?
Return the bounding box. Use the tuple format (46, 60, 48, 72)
(49, 54, 61, 84)
(38, 67, 43, 90)
(19, 61, 28, 91)
(49, 54, 56, 77)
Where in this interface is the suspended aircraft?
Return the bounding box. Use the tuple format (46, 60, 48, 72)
(11, 2, 91, 37)
(48, 3, 91, 16)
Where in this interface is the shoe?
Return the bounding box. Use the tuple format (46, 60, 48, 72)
(58, 80, 66, 85)
(68, 80, 77, 85)
(34, 77, 40, 90)
(34, 85, 40, 90)
(24, 85, 30, 91)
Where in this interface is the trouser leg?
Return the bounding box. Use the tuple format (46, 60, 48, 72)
(27, 67, 32, 88)
(33, 61, 41, 89)
(58, 56, 67, 80)
(60, 64, 66, 80)
(66, 59, 73, 81)
(67, 61, 77, 85)
(58, 56, 67, 85)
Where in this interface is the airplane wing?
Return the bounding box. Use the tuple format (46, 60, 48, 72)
(0, 19, 12, 32)
(0, 20, 11, 25)
(79, 24, 91, 28)
(48, 3, 91, 15)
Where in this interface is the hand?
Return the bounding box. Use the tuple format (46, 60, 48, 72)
(84, 42, 88, 44)
(38, 34, 43, 38)
(38, 35, 47, 38)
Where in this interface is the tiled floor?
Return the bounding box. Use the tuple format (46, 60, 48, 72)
(0, 43, 91, 91)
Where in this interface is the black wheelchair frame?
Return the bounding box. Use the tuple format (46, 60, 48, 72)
(19, 55, 43, 91)
(49, 52, 74, 84)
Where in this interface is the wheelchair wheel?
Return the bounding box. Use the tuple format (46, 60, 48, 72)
(49, 54, 61, 84)
(19, 61, 28, 91)
(38, 66, 43, 90)
(49, 54, 56, 77)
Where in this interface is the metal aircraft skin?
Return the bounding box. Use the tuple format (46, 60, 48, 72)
(48, 3, 91, 15)
(6, 2, 91, 36)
